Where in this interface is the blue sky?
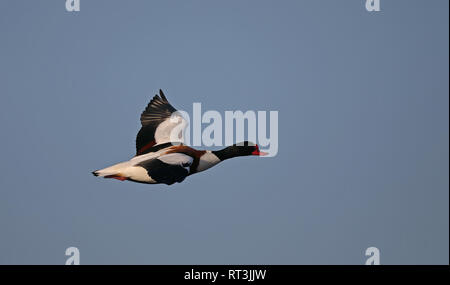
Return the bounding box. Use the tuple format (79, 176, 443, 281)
(0, 0, 448, 264)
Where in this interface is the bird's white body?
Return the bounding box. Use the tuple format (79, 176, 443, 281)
(94, 147, 221, 184)
(94, 149, 164, 183)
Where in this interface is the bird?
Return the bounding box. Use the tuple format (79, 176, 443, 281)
(92, 89, 267, 185)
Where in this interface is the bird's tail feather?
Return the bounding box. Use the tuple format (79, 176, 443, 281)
(92, 162, 130, 177)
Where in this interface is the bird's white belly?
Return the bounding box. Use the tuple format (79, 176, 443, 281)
(124, 166, 156, 183)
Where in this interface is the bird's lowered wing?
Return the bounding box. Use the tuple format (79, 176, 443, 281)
(135, 90, 187, 156)
(137, 153, 193, 185)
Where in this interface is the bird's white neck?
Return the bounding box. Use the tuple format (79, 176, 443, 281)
(196, 151, 221, 173)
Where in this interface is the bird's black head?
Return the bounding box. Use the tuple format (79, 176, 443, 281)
(212, 141, 267, 161)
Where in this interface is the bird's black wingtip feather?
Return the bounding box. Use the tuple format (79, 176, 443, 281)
(159, 89, 167, 101)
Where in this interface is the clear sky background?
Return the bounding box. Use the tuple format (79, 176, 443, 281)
(0, 0, 448, 264)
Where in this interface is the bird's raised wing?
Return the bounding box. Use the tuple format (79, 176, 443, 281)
(135, 90, 187, 156)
